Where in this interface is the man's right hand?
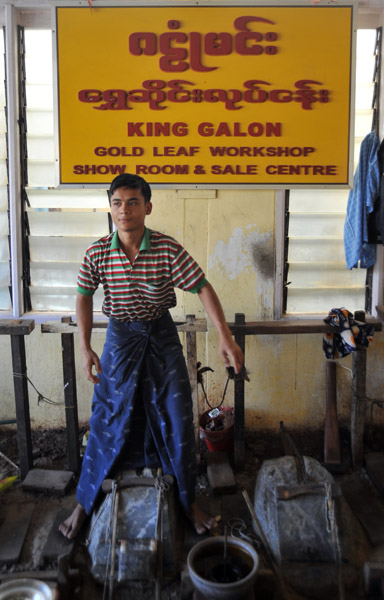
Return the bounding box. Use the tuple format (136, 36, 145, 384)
(82, 348, 102, 384)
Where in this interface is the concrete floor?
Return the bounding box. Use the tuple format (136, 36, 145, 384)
(1, 428, 384, 599)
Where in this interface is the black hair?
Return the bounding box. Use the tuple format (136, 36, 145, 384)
(108, 173, 152, 204)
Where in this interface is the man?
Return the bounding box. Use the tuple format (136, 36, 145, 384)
(59, 174, 243, 540)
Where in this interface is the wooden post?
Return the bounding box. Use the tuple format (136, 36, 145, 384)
(61, 317, 81, 474)
(324, 361, 341, 465)
(351, 310, 367, 469)
(10, 334, 33, 479)
(185, 315, 199, 444)
(234, 313, 246, 467)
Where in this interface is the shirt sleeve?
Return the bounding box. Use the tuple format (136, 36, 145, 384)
(77, 248, 100, 295)
(171, 244, 207, 293)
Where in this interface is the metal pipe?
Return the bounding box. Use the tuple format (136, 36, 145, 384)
(0, 450, 19, 472)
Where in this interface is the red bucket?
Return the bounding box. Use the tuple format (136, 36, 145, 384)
(199, 406, 234, 452)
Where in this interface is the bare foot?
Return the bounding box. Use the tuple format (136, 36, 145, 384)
(187, 501, 216, 535)
(59, 504, 86, 540)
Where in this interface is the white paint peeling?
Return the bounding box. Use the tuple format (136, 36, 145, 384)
(209, 225, 274, 316)
(208, 226, 273, 281)
(208, 226, 249, 280)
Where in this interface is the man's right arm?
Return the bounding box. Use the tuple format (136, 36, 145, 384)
(76, 292, 102, 384)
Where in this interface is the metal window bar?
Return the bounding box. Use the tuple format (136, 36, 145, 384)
(17, 26, 31, 311)
(3, 25, 12, 309)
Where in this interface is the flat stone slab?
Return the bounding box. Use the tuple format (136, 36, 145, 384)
(40, 508, 75, 566)
(0, 502, 35, 566)
(21, 469, 74, 496)
(206, 451, 236, 494)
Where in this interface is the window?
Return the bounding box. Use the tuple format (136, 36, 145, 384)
(24, 29, 109, 312)
(284, 29, 381, 315)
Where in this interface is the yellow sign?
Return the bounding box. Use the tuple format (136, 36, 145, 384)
(55, 3, 354, 187)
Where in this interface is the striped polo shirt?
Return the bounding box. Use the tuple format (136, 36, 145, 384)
(77, 227, 207, 321)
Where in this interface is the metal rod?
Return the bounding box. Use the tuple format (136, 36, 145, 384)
(108, 486, 120, 600)
(325, 482, 345, 600)
(242, 489, 292, 600)
(0, 450, 19, 472)
(155, 474, 164, 600)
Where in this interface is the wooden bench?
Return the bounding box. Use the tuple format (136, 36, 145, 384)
(42, 311, 382, 470)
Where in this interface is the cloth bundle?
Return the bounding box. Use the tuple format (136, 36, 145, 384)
(323, 307, 374, 359)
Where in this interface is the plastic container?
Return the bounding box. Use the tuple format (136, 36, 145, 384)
(199, 406, 234, 452)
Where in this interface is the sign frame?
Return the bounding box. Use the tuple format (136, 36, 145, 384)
(52, 0, 357, 190)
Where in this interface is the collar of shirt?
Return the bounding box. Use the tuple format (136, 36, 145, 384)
(109, 227, 152, 252)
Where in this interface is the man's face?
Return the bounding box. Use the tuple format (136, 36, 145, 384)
(110, 186, 152, 234)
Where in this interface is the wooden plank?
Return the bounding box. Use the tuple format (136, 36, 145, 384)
(234, 313, 245, 468)
(206, 451, 236, 494)
(0, 319, 35, 336)
(341, 476, 384, 546)
(324, 361, 341, 465)
(0, 503, 35, 566)
(351, 310, 367, 469)
(365, 452, 384, 496)
(228, 316, 382, 336)
(61, 317, 81, 474)
(41, 317, 382, 337)
(11, 334, 33, 479)
(41, 318, 208, 334)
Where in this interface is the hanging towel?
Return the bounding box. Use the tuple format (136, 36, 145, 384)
(344, 131, 380, 269)
(322, 307, 374, 359)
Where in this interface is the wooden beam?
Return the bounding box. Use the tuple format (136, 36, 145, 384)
(61, 317, 81, 474)
(41, 318, 208, 335)
(234, 313, 245, 468)
(185, 315, 199, 444)
(10, 334, 33, 479)
(351, 310, 367, 470)
(0, 319, 35, 336)
(41, 316, 382, 337)
(228, 316, 382, 336)
(324, 361, 341, 465)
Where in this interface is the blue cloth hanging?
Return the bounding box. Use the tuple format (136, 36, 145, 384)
(344, 131, 380, 269)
